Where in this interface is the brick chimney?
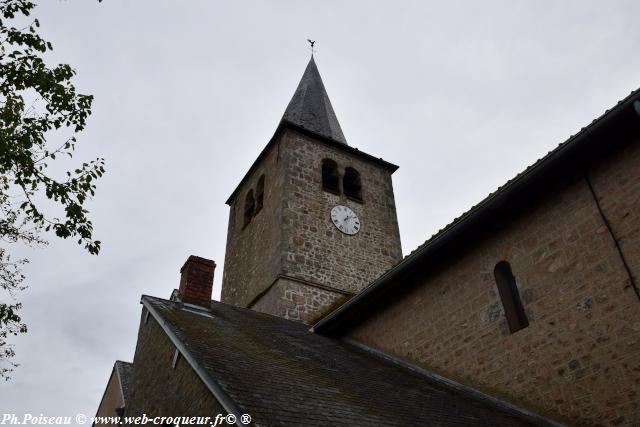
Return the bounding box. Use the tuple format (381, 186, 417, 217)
(178, 255, 216, 307)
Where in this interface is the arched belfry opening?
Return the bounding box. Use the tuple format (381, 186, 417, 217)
(255, 175, 265, 212)
(221, 54, 402, 327)
(243, 190, 255, 228)
(343, 167, 362, 201)
(321, 159, 340, 193)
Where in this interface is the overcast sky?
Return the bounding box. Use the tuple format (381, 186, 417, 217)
(2, 0, 640, 420)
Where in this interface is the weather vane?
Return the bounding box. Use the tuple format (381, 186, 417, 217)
(307, 39, 316, 55)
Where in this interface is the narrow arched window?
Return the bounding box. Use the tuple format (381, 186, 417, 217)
(321, 159, 340, 193)
(255, 175, 265, 212)
(343, 167, 362, 201)
(494, 261, 529, 333)
(243, 190, 255, 227)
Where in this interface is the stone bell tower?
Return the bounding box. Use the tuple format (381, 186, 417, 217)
(221, 56, 402, 323)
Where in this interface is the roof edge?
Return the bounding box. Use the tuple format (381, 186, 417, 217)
(281, 56, 349, 145)
(343, 338, 565, 427)
(282, 120, 400, 171)
(141, 296, 245, 425)
(93, 363, 118, 421)
(225, 121, 398, 205)
(114, 360, 132, 405)
(313, 87, 640, 335)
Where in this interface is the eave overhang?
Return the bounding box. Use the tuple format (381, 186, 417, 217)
(312, 90, 640, 336)
(225, 121, 398, 205)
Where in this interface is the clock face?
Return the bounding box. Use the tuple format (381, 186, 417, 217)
(331, 205, 361, 235)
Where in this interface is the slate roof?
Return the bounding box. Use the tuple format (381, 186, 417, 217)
(225, 57, 397, 205)
(115, 360, 134, 405)
(142, 295, 553, 426)
(314, 88, 640, 335)
(281, 56, 348, 145)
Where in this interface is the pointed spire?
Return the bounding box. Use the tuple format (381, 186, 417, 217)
(281, 57, 348, 145)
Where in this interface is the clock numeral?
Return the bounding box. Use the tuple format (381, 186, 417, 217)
(331, 205, 360, 235)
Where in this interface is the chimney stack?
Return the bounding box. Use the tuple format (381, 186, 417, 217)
(178, 255, 216, 307)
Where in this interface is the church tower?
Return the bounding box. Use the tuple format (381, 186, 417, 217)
(221, 57, 402, 323)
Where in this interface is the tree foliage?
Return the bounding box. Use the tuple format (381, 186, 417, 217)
(0, 0, 104, 379)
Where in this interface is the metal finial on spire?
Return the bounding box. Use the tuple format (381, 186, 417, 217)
(307, 39, 316, 55)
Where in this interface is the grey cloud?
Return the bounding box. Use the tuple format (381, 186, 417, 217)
(2, 0, 640, 419)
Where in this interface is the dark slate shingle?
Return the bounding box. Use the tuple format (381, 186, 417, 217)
(281, 56, 348, 145)
(115, 360, 134, 404)
(144, 296, 544, 427)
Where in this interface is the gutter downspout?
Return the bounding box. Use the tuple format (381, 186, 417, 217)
(581, 98, 640, 303)
(584, 172, 640, 303)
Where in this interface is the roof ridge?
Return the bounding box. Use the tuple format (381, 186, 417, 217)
(313, 86, 640, 334)
(405, 87, 640, 259)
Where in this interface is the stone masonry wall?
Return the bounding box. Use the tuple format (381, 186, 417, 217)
(221, 142, 284, 308)
(279, 129, 402, 295)
(590, 138, 640, 296)
(347, 138, 640, 426)
(221, 128, 402, 322)
(127, 309, 226, 417)
(95, 367, 124, 424)
(250, 277, 350, 324)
